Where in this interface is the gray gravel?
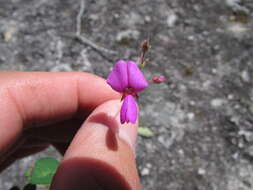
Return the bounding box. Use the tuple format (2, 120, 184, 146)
(0, 0, 253, 189)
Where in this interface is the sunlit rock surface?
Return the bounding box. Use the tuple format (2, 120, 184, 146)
(0, 0, 253, 189)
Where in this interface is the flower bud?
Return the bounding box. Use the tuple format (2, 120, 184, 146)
(152, 75, 166, 83)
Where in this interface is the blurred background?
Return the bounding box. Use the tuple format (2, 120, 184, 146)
(0, 0, 253, 189)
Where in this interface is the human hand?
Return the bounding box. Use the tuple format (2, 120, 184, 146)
(0, 71, 141, 190)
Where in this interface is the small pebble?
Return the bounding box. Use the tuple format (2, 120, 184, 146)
(146, 163, 152, 168)
(167, 12, 178, 27)
(228, 94, 234, 100)
(198, 168, 206, 175)
(116, 30, 140, 42)
(141, 168, 150, 176)
(211, 98, 224, 108)
(241, 70, 250, 82)
(178, 149, 184, 155)
(145, 16, 151, 22)
(189, 101, 196, 106)
(187, 112, 195, 120)
(50, 64, 73, 72)
(226, 0, 241, 7)
(212, 68, 217, 74)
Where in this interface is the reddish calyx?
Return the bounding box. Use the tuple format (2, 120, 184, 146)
(121, 88, 139, 101)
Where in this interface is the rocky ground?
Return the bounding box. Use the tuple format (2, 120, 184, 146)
(0, 0, 253, 189)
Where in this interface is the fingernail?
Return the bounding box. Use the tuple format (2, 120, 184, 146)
(118, 124, 136, 152)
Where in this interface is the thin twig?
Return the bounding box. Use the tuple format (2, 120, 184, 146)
(76, 35, 118, 55)
(76, 0, 85, 36)
(61, 33, 117, 57)
(72, 0, 117, 56)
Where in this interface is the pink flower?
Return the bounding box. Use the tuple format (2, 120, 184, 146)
(152, 75, 166, 83)
(107, 60, 148, 124)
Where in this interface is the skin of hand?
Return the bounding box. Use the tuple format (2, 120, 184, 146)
(0, 71, 141, 190)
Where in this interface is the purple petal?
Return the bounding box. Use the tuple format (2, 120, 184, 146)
(107, 60, 128, 92)
(120, 95, 138, 124)
(127, 61, 148, 92)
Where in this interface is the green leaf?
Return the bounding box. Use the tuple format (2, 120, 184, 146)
(138, 127, 154, 137)
(29, 157, 59, 185)
(24, 167, 33, 181)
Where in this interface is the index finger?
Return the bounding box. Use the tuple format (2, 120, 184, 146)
(0, 71, 120, 153)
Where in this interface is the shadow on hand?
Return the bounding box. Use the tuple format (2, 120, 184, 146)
(52, 157, 131, 190)
(88, 112, 119, 151)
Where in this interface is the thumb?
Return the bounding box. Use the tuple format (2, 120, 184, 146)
(50, 99, 141, 190)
